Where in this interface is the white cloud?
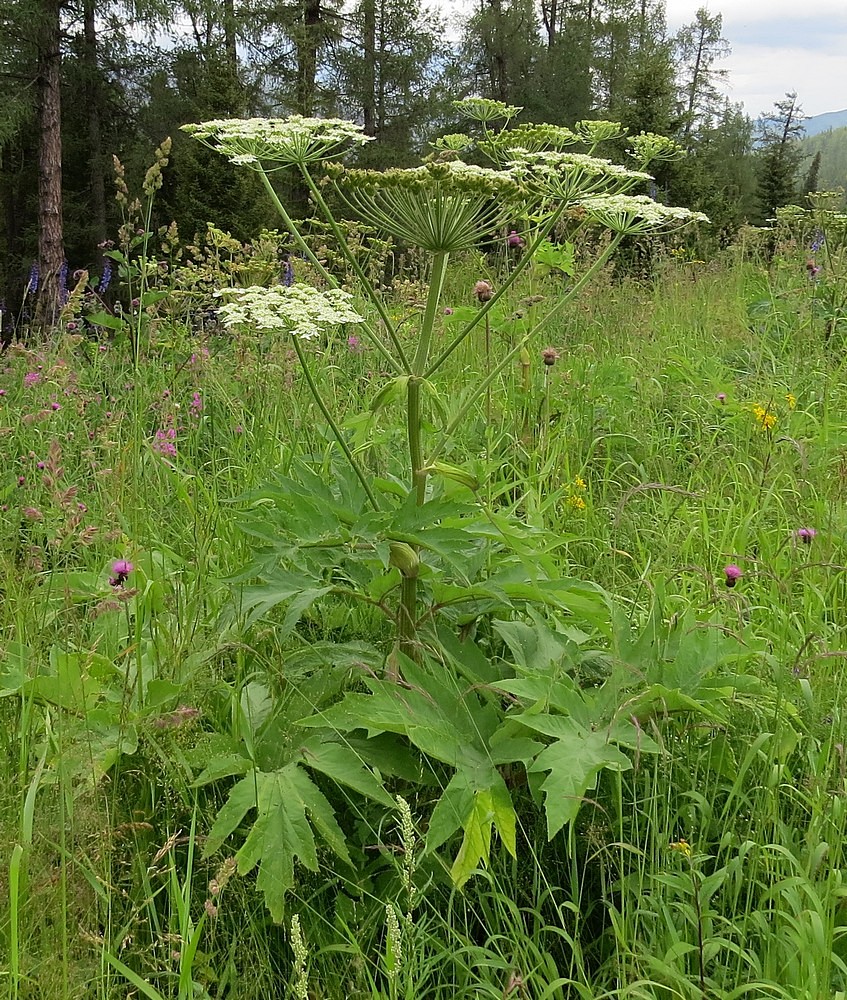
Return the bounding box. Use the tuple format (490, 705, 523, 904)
(721, 41, 847, 118)
(433, 0, 847, 118)
(666, 0, 847, 26)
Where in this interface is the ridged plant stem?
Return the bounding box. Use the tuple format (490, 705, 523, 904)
(398, 251, 450, 659)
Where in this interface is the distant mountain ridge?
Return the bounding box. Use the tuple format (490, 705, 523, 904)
(803, 109, 847, 138)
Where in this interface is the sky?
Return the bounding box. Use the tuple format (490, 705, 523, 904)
(439, 1, 847, 121)
(664, 1, 847, 118)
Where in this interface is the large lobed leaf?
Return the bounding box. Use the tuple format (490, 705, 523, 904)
(205, 762, 351, 922)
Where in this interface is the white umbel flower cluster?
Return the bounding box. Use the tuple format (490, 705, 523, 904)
(581, 194, 710, 233)
(508, 149, 652, 200)
(181, 116, 373, 167)
(215, 284, 364, 339)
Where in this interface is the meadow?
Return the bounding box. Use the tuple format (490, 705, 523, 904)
(2, 111, 847, 1000)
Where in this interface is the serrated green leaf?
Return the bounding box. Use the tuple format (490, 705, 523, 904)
(299, 735, 394, 807)
(429, 769, 516, 887)
(205, 763, 351, 922)
(236, 567, 325, 625)
(193, 753, 252, 787)
(279, 586, 334, 638)
(528, 720, 631, 839)
(427, 771, 474, 852)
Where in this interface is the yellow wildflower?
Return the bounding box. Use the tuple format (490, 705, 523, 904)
(573, 476, 587, 491)
(752, 405, 776, 431)
(567, 494, 587, 511)
(669, 839, 692, 857)
(786, 392, 796, 410)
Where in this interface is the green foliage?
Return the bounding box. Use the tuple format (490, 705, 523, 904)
(798, 125, 847, 192)
(756, 92, 807, 221)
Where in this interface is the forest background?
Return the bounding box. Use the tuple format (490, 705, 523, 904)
(0, 0, 837, 325)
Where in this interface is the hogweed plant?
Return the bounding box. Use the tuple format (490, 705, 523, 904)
(173, 109, 743, 926)
(183, 104, 706, 661)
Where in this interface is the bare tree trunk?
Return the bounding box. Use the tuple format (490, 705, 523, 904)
(296, 0, 321, 115)
(362, 0, 376, 135)
(222, 0, 243, 112)
(35, 0, 64, 330)
(541, 0, 558, 49)
(683, 32, 704, 138)
(83, 0, 107, 251)
(486, 0, 508, 103)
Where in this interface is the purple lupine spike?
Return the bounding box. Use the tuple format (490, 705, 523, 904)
(98, 260, 112, 294)
(25, 263, 39, 295)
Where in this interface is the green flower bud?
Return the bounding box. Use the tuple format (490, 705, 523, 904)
(389, 542, 420, 579)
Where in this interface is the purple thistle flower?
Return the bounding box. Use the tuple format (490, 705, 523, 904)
(796, 527, 816, 544)
(716, 392, 727, 404)
(507, 230, 525, 249)
(109, 559, 134, 587)
(724, 564, 743, 588)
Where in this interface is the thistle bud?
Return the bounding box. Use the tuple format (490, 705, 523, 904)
(474, 280, 493, 303)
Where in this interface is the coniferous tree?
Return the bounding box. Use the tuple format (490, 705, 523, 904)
(0, 0, 65, 323)
(756, 91, 806, 221)
(461, 0, 543, 111)
(802, 150, 822, 199)
(674, 6, 729, 142)
(330, 0, 450, 162)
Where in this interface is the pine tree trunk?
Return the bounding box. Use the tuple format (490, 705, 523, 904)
(35, 0, 64, 330)
(222, 0, 243, 112)
(362, 0, 376, 136)
(297, 0, 321, 115)
(83, 0, 107, 251)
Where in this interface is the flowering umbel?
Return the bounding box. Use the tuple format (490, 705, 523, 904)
(333, 160, 529, 253)
(181, 116, 373, 168)
(216, 284, 364, 339)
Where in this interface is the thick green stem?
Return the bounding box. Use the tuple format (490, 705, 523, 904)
(396, 252, 450, 658)
(414, 251, 450, 375)
(397, 374, 424, 659)
(407, 376, 426, 504)
(289, 333, 380, 511)
(258, 168, 403, 375)
(426, 230, 625, 465)
(299, 166, 411, 371)
(398, 575, 418, 659)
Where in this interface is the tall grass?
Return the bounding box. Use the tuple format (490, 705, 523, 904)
(2, 248, 847, 999)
